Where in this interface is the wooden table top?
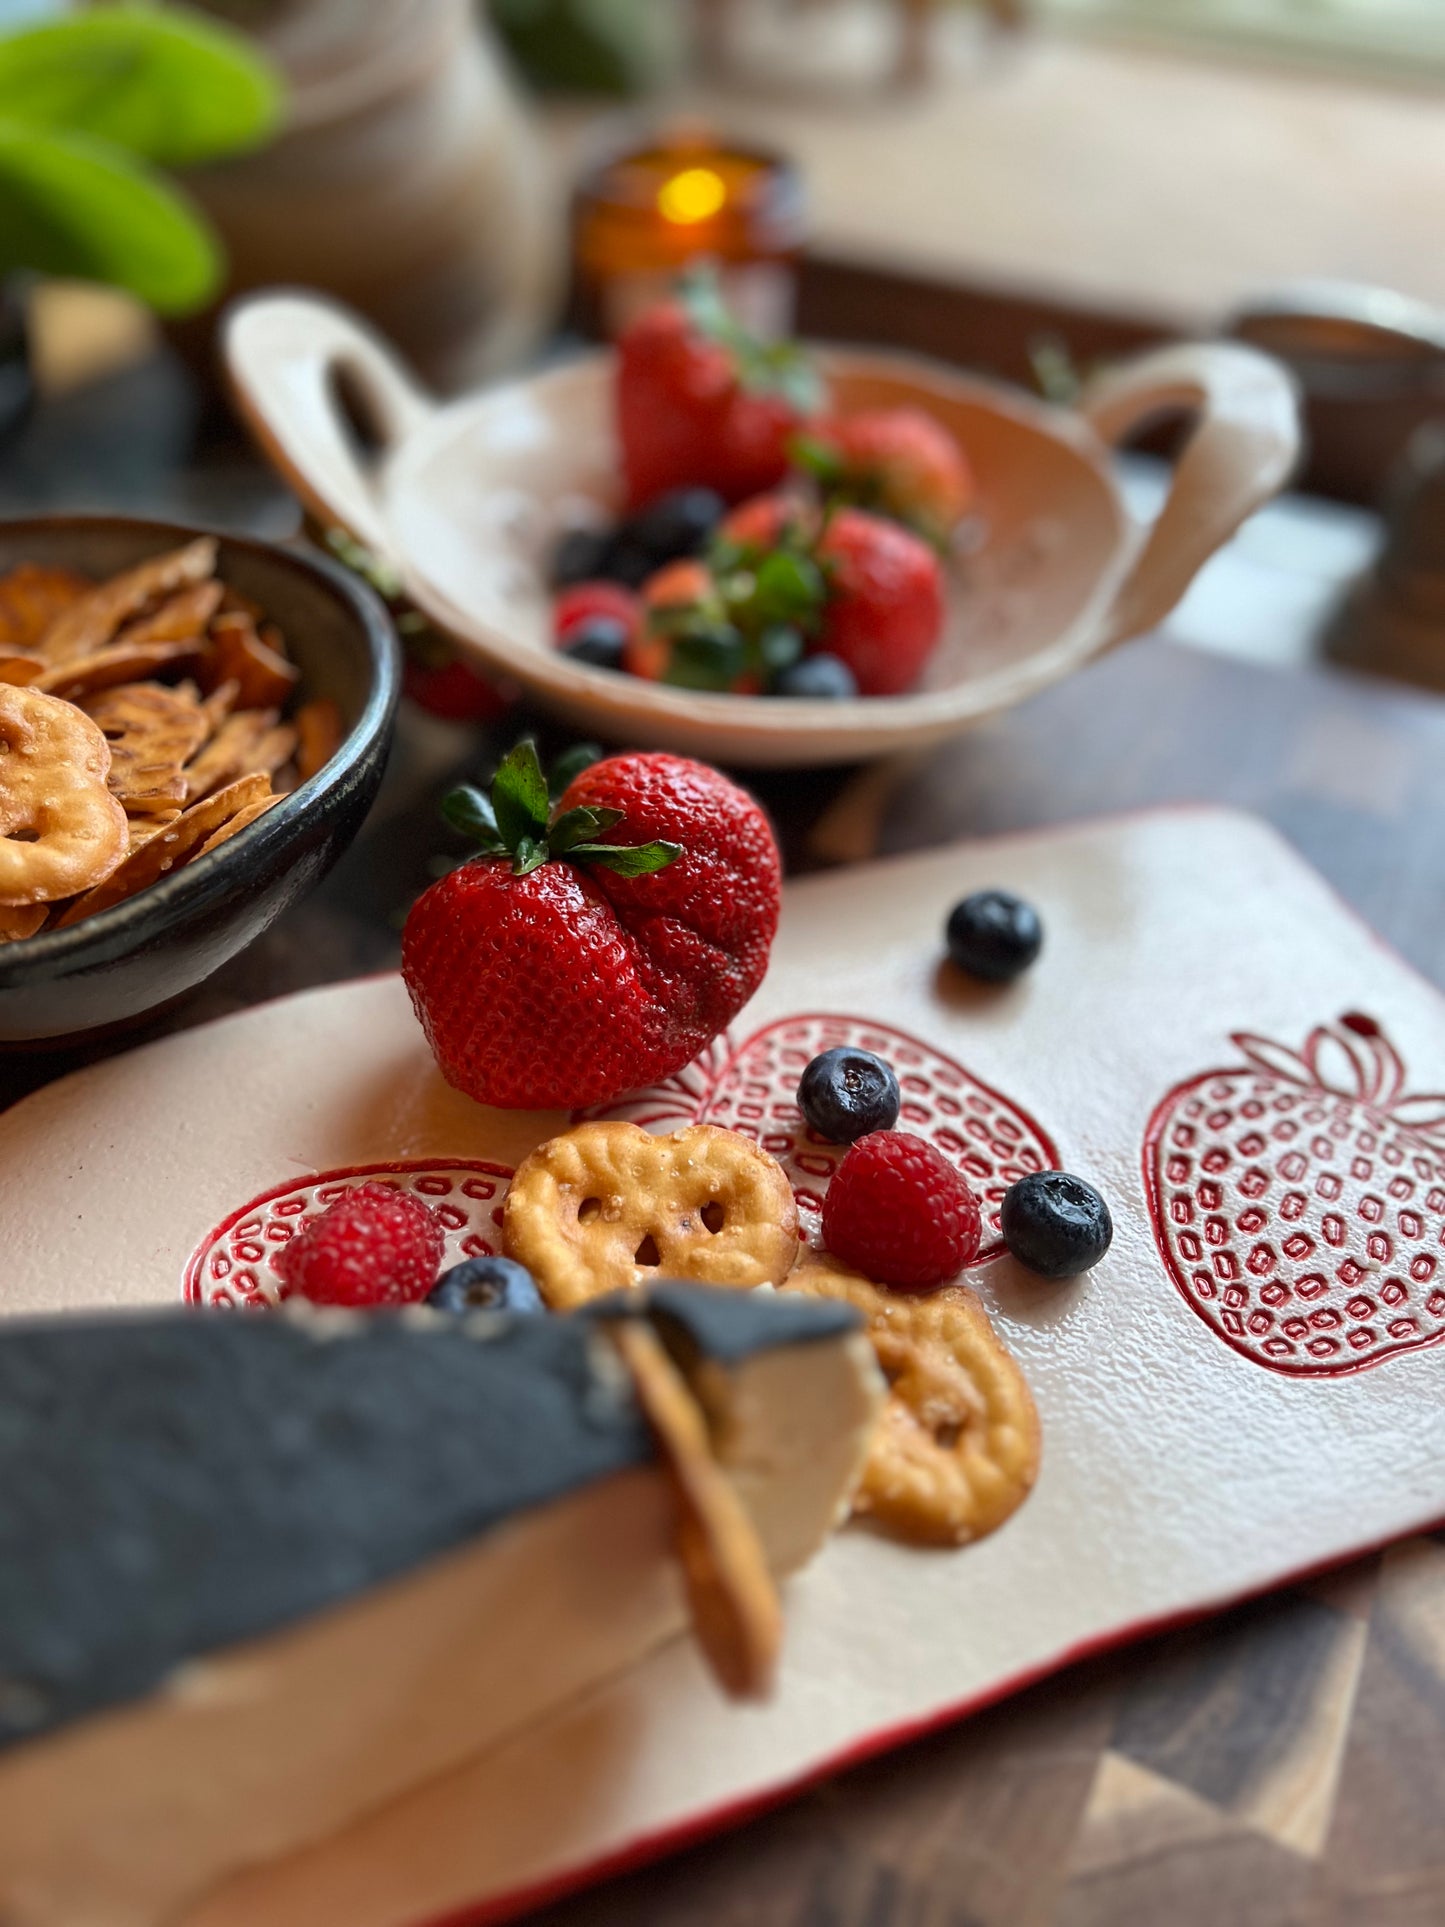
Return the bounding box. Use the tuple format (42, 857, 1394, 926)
(3, 362, 1443, 1923)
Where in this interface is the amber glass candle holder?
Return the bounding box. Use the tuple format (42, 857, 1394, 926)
(571, 128, 807, 341)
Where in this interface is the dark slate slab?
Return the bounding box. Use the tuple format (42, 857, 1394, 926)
(0, 1307, 648, 1756)
(0, 1285, 862, 1759)
(642, 1280, 862, 1367)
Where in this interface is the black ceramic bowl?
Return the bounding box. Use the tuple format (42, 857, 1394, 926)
(0, 516, 399, 1044)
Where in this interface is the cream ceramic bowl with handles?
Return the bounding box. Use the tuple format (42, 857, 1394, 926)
(225, 292, 1300, 769)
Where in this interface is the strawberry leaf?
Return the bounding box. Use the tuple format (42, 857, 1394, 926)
(548, 741, 602, 799)
(680, 265, 823, 414)
(434, 744, 680, 882)
(790, 433, 844, 486)
(570, 840, 682, 877)
(492, 739, 550, 846)
(442, 785, 503, 850)
(750, 549, 825, 624)
(662, 624, 748, 691)
(758, 623, 804, 676)
(511, 835, 547, 877)
(550, 804, 624, 853)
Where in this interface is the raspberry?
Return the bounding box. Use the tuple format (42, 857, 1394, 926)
(274, 1183, 445, 1309)
(821, 1130, 981, 1291)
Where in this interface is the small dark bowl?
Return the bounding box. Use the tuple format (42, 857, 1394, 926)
(0, 515, 399, 1044)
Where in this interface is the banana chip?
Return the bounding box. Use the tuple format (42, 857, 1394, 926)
(0, 545, 341, 941)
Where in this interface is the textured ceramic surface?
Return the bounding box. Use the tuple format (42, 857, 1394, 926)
(0, 517, 399, 1044)
(1, 806, 1441, 1925)
(225, 293, 1300, 767)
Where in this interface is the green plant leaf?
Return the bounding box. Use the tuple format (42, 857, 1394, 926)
(441, 785, 502, 848)
(491, 739, 551, 847)
(0, 6, 282, 166)
(569, 840, 681, 877)
(324, 528, 404, 601)
(0, 118, 220, 313)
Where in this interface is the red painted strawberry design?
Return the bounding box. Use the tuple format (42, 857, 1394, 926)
(184, 1160, 514, 1309)
(402, 743, 781, 1111)
(579, 1014, 1058, 1261)
(1144, 1013, 1445, 1375)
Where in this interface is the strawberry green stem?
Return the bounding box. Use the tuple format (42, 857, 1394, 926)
(442, 741, 681, 879)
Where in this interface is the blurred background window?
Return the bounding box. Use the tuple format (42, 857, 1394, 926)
(1038, 0, 1445, 82)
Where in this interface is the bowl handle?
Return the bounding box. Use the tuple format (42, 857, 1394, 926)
(223, 293, 435, 561)
(1080, 341, 1300, 650)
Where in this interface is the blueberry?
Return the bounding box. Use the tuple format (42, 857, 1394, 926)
(552, 526, 613, 588)
(774, 653, 858, 699)
(1000, 1172, 1112, 1278)
(758, 623, 805, 677)
(626, 488, 726, 565)
(426, 1255, 544, 1315)
(797, 1046, 901, 1143)
(945, 890, 1042, 982)
(599, 532, 656, 589)
(561, 616, 629, 670)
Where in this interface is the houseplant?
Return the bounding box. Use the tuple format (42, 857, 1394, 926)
(0, 3, 280, 430)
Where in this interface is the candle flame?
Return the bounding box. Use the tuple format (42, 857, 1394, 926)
(657, 166, 727, 226)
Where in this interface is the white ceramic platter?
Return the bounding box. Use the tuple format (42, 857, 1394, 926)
(2, 807, 1442, 1925)
(224, 293, 1300, 767)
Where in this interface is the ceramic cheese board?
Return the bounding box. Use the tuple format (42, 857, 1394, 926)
(2, 804, 1443, 1926)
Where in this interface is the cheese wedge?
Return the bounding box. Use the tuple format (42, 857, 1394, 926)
(0, 1286, 881, 1927)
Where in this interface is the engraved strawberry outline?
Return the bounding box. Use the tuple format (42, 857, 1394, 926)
(1144, 1012, 1445, 1376)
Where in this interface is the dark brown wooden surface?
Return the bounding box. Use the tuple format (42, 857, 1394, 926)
(4, 356, 1444, 1924)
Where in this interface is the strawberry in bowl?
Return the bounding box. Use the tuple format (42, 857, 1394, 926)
(402, 742, 781, 1110)
(617, 276, 825, 509)
(797, 406, 976, 550)
(613, 500, 945, 699)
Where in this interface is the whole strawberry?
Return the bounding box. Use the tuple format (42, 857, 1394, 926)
(637, 499, 944, 697)
(402, 743, 781, 1109)
(403, 650, 512, 723)
(618, 277, 825, 508)
(814, 509, 944, 697)
(801, 407, 974, 547)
